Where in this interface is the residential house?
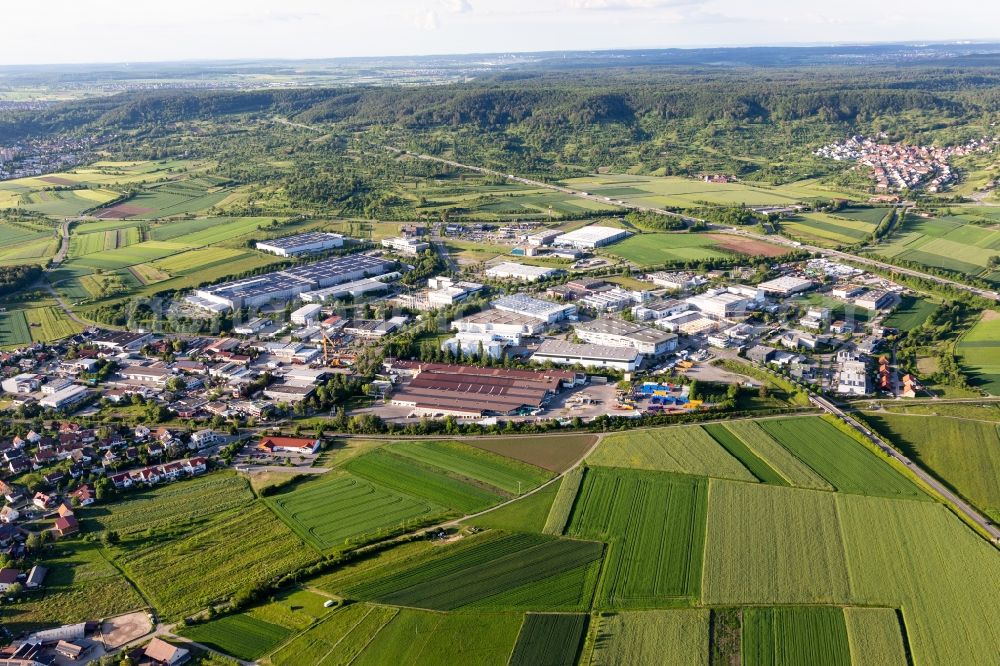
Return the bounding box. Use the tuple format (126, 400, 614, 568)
(0, 505, 18, 524)
(190, 430, 224, 449)
(141, 637, 190, 666)
(33, 492, 53, 510)
(53, 514, 79, 538)
(25, 565, 46, 589)
(257, 437, 321, 455)
(71, 485, 95, 506)
(0, 568, 20, 592)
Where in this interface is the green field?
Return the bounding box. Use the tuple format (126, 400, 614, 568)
(876, 214, 1000, 282)
(543, 467, 584, 535)
(566, 468, 707, 607)
(274, 607, 524, 666)
(120, 503, 317, 618)
(742, 606, 851, 666)
(246, 587, 334, 631)
(0, 309, 32, 346)
(559, 174, 857, 209)
(723, 420, 833, 490)
(464, 434, 597, 472)
(388, 440, 552, 495)
(883, 294, 937, 330)
(604, 232, 732, 266)
(509, 613, 587, 666)
(180, 614, 292, 660)
(589, 610, 710, 665)
(844, 607, 909, 666)
(88, 473, 255, 535)
(758, 417, 923, 498)
(864, 412, 1000, 520)
(469, 478, 561, 533)
(266, 473, 442, 551)
(589, 427, 756, 481)
(345, 449, 504, 513)
(24, 306, 82, 342)
(702, 481, 851, 605)
(780, 211, 879, 246)
(346, 532, 602, 611)
(0, 542, 145, 633)
(838, 493, 1000, 665)
(701, 423, 787, 485)
(956, 311, 1000, 394)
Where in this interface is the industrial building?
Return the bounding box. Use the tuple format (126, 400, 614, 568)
(632, 299, 690, 321)
(580, 287, 642, 312)
(39, 385, 90, 410)
(757, 276, 815, 296)
(300, 274, 397, 303)
(441, 331, 506, 360)
(92, 330, 155, 352)
(291, 303, 323, 325)
(484, 262, 559, 282)
(427, 277, 484, 307)
(686, 290, 749, 318)
(385, 360, 577, 417)
(492, 293, 577, 323)
(2, 373, 41, 394)
(574, 319, 678, 356)
(855, 289, 894, 310)
(531, 339, 642, 371)
(451, 309, 548, 342)
(553, 225, 631, 249)
(256, 232, 344, 257)
(233, 317, 272, 335)
(187, 255, 393, 311)
(381, 237, 430, 255)
(647, 271, 707, 291)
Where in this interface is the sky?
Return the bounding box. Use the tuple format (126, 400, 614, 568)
(0, 0, 998, 65)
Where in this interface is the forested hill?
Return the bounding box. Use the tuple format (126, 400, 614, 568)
(4, 55, 1000, 144)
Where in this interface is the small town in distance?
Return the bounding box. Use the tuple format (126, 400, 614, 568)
(0, 30, 999, 666)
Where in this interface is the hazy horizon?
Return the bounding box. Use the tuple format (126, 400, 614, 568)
(0, 0, 998, 66)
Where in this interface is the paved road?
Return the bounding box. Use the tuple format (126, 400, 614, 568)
(810, 393, 1000, 544)
(388, 146, 1000, 303)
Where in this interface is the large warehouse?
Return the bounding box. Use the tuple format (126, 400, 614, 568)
(187, 255, 394, 311)
(385, 360, 578, 417)
(256, 232, 344, 257)
(484, 262, 558, 282)
(574, 319, 678, 356)
(531, 339, 642, 371)
(553, 225, 631, 249)
(492, 293, 577, 324)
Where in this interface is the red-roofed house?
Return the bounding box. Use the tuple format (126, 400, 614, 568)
(53, 514, 79, 538)
(258, 437, 321, 455)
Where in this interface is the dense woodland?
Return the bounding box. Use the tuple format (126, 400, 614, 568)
(4, 60, 1000, 186)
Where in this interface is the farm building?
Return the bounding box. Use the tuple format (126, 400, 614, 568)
(531, 339, 642, 371)
(553, 224, 631, 248)
(385, 360, 578, 417)
(256, 231, 344, 256)
(257, 436, 321, 455)
(574, 319, 678, 356)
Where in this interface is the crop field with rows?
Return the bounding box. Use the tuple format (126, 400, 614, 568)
(589, 609, 710, 666)
(723, 420, 833, 490)
(742, 606, 851, 666)
(347, 532, 603, 611)
(589, 427, 756, 481)
(508, 613, 587, 666)
(567, 468, 708, 607)
(180, 614, 292, 660)
(387, 440, 552, 494)
(88, 472, 255, 535)
(267, 473, 443, 551)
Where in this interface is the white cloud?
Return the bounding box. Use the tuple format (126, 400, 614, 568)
(415, 8, 441, 30)
(565, 0, 697, 9)
(444, 0, 474, 13)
